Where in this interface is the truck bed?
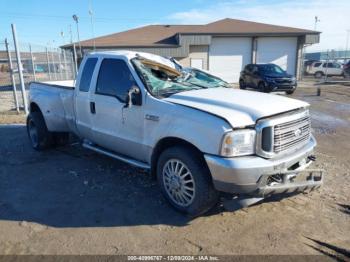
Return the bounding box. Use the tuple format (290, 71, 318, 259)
(29, 80, 76, 133)
(32, 80, 75, 89)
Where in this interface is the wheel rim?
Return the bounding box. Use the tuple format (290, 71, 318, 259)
(162, 159, 195, 207)
(28, 119, 38, 147)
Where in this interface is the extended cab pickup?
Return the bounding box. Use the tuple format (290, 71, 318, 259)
(27, 51, 323, 215)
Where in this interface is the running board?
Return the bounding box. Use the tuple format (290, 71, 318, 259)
(82, 141, 150, 169)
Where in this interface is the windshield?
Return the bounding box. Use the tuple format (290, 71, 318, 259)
(182, 68, 230, 88)
(132, 58, 225, 98)
(258, 64, 285, 75)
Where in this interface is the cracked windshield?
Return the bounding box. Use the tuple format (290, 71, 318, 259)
(132, 58, 229, 97)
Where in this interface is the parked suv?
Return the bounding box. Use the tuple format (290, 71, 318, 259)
(239, 64, 297, 95)
(308, 61, 343, 78)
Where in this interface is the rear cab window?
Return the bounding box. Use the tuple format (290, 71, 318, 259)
(313, 62, 322, 67)
(79, 58, 98, 92)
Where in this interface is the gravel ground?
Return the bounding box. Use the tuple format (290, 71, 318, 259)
(0, 82, 349, 258)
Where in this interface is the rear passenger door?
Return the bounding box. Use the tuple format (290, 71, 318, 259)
(75, 57, 98, 140)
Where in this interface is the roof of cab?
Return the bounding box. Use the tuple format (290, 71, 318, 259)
(87, 50, 175, 68)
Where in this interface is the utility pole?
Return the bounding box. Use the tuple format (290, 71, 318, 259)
(89, 0, 96, 51)
(72, 14, 82, 58)
(346, 29, 350, 61)
(5, 38, 20, 112)
(60, 31, 69, 80)
(314, 16, 320, 31)
(69, 24, 73, 44)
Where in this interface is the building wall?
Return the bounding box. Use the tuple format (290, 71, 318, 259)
(178, 45, 209, 69)
(76, 33, 311, 82)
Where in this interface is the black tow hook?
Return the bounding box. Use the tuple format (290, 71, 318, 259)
(308, 155, 316, 162)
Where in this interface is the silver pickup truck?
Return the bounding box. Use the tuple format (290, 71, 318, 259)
(27, 51, 323, 215)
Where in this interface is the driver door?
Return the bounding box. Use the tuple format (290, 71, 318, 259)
(89, 58, 145, 160)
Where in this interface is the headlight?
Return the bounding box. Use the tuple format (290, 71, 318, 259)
(220, 129, 256, 157)
(291, 77, 296, 82)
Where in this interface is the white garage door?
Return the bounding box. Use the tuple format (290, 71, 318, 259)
(256, 37, 297, 75)
(209, 37, 252, 83)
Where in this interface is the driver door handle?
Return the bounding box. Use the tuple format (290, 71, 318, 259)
(90, 102, 96, 114)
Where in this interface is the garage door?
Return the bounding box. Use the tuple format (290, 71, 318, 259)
(209, 37, 252, 83)
(256, 37, 297, 75)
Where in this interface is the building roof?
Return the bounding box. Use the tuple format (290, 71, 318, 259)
(63, 18, 319, 48)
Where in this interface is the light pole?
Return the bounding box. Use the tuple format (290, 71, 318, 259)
(72, 14, 82, 57)
(314, 16, 320, 31)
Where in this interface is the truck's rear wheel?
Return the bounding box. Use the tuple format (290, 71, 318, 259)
(157, 146, 219, 216)
(26, 112, 53, 150)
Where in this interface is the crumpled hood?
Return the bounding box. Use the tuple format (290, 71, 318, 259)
(164, 88, 309, 128)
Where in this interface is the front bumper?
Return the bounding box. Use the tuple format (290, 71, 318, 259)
(204, 136, 324, 197)
(266, 81, 297, 91)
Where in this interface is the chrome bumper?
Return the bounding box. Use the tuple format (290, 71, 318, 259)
(204, 136, 323, 196)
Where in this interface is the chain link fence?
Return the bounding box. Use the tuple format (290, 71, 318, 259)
(0, 37, 76, 113)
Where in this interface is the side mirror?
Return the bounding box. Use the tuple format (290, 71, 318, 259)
(125, 86, 141, 108)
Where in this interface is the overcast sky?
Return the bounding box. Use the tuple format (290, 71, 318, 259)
(0, 0, 349, 52)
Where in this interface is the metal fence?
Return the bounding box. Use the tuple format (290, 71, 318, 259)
(0, 25, 76, 114)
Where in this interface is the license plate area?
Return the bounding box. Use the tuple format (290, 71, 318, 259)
(265, 169, 323, 187)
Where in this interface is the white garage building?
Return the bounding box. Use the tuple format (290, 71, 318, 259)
(63, 18, 320, 83)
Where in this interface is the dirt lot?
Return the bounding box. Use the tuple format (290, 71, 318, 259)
(0, 82, 349, 257)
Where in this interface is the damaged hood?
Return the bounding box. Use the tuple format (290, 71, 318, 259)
(164, 88, 309, 128)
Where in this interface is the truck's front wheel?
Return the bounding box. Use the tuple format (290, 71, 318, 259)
(26, 112, 53, 150)
(157, 146, 219, 216)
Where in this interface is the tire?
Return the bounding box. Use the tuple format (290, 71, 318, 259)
(26, 112, 53, 150)
(258, 82, 267, 93)
(314, 71, 323, 78)
(157, 146, 219, 216)
(239, 79, 246, 89)
(286, 90, 295, 95)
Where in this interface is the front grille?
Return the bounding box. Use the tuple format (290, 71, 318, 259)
(275, 78, 293, 84)
(273, 115, 311, 153)
(256, 110, 311, 158)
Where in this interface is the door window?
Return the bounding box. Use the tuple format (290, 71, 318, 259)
(79, 58, 98, 92)
(96, 59, 137, 102)
(323, 63, 334, 68)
